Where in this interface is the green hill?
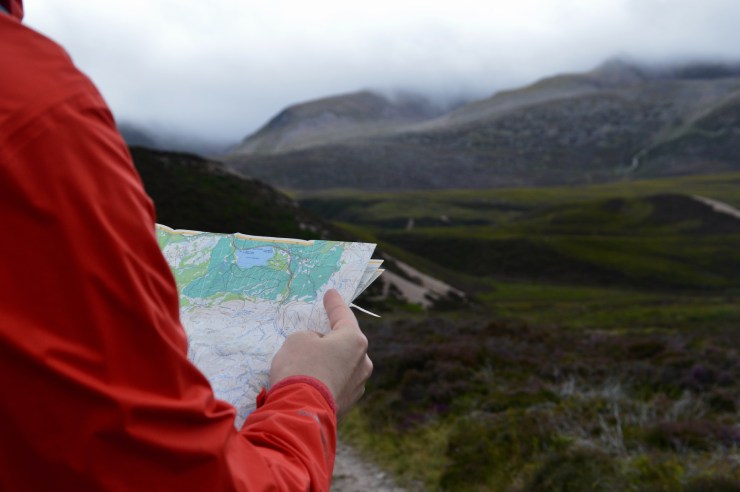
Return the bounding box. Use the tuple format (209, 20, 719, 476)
(129, 146, 327, 239)
(299, 172, 740, 293)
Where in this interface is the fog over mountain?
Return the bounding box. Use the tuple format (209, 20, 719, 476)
(227, 59, 740, 190)
(24, 1, 740, 142)
(117, 122, 233, 156)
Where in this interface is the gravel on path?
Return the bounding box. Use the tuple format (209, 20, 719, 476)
(331, 441, 415, 492)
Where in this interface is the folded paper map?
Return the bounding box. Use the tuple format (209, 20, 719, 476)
(156, 224, 382, 427)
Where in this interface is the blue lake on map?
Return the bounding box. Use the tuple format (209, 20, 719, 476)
(235, 246, 276, 269)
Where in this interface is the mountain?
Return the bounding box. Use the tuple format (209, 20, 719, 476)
(231, 90, 450, 155)
(225, 60, 740, 191)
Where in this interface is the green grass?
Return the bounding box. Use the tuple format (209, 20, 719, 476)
(376, 229, 740, 292)
(340, 408, 451, 489)
(312, 176, 740, 294)
(478, 281, 740, 331)
(297, 171, 740, 223)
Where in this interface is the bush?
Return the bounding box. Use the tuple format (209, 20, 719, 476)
(644, 420, 740, 451)
(685, 477, 740, 492)
(523, 448, 626, 492)
(440, 410, 558, 490)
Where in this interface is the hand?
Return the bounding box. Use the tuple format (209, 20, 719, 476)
(269, 289, 373, 418)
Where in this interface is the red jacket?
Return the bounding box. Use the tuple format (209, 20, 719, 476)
(0, 3, 336, 490)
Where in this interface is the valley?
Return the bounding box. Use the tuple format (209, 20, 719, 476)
(128, 61, 740, 489)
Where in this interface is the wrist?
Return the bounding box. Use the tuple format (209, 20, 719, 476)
(261, 376, 337, 415)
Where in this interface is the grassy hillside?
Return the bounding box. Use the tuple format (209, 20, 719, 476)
(299, 171, 740, 221)
(300, 172, 740, 292)
(378, 198, 740, 291)
(130, 146, 326, 239)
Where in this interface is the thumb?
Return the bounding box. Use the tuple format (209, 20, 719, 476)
(324, 289, 358, 332)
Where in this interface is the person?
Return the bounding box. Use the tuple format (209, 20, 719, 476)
(0, 1, 373, 490)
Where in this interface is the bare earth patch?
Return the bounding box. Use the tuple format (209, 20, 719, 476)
(331, 442, 410, 492)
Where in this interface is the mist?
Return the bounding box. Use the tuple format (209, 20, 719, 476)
(23, 0, 740, 144)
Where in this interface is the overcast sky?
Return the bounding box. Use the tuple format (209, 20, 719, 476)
(23, 0, 740, 146)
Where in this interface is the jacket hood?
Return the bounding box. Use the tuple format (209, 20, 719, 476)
(1, 0, 23, 20)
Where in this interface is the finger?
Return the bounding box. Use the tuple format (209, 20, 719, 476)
(324, 289, 359, 332)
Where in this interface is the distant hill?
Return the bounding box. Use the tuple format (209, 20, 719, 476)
(301, 174, 740, 291)
(377, 193, 740, 289)
(231, 90, 450, 155)
(225, 60, 740, 191)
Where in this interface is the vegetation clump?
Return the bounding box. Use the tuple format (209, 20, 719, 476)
(342, 314, 740, 490)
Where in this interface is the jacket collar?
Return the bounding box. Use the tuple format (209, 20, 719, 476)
(0, 0, 23, 20)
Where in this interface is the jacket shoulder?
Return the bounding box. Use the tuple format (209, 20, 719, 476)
(0, 17, 102, 134)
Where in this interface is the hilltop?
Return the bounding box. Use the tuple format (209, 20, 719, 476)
(129, 146, 328, 238)
(231, 90, 450, 156)
(225, 60, 740, 191)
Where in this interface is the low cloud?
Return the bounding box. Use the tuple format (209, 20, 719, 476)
(24, 0, 740, 144)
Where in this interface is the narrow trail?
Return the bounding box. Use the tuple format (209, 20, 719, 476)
(331, 442, 411, 492)
(692, 195, 740, 221)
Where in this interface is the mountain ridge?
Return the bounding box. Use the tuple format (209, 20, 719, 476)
(225, 60, 740, 191)
(232, 90, 452, 156)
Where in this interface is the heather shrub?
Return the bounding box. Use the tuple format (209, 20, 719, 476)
(685, 477, 740, 492)
(440, 409, 559, 490)
(523, 447, 626, 492)
(343, 314, 740, 490)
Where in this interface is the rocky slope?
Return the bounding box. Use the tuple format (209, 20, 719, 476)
(226, 60, 740, 191)
(231, 90, 449, 156)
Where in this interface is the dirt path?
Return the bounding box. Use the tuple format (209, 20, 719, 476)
(693, 195, 740, 220)
(331, 441, 411, 492)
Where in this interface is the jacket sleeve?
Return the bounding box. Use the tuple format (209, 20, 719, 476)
(0, 83, 336, 491)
